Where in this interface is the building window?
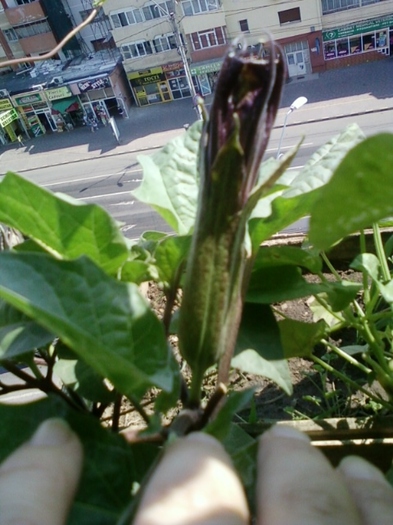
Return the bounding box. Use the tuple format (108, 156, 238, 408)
(111, 9, 142, 28)
(239, 19, 249, 33)
(14, 20, 51, 39)
(110, 2, 173, 29)
(321, 0, 387, 14)
(121, 40, 153, 59)
(16, 0, 35, 4)
(278, 7, 301, 25)
(153, 33, 177, 53)
(191, 26, 226, 50)
(142, 1, 174, 20)
(3, 28, 18, 42)
(181, 0, 220, 16)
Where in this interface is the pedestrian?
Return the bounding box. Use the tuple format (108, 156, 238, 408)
(89, 117, 98, 133)
(17, 134, 24, 148)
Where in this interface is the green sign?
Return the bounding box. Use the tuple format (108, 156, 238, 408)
(323, 14, 393, 41)
(13, 92, 44, 106)
(0, 109, 18, 128)
(190, 61, 222, 75)
(0, 99, 12, 111)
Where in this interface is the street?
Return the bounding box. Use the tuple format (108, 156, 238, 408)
(1, 58, 393, 239)
(4, 106, 392, 239)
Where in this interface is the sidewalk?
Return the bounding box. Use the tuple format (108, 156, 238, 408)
(1, 57, 393, 174)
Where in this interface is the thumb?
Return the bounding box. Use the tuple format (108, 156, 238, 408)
(0, 418, 83, 525)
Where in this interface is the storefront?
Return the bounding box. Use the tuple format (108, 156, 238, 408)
(70, 75, 114, 122)
(128, 67, 171, 106)
(323, 14, 393, 62)
(163, 62, 193, 100)
(11, 92, 48, 135)
(0, 108, 19, 144)
(190, 60, 222, 96)
(47, 86, 82, 130)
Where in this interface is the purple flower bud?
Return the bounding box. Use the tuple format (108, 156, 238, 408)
(201, 39, 286, 206)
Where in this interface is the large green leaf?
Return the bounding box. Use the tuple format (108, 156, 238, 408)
(247, 265, 327, 303)
(249, 124, 365, 246)
(133, 122, 202, 235)
(0, 396, 159, 525)
(309, 134, 393, 250)
(232, 303, 292, 394)
(0, 300, 54, 359)
(0, 173, 129, 274)
(253, 245, 323, 274)
(279, 318, 328, 358)
(154, 235, 191, 289)
(0, 252, 178, 400)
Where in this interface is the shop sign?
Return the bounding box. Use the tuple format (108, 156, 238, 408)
(190, 61, 222, 75)
(0, 109, 18, 128)
(162, 62, 183, 72)
(128, 67, 165, 86)
(77, 76, 110, 92)
(323, 14, 393, 41)
(13, 92, 44, 106)
(0, 99, 12, 111)
(46, 86, 72, 101)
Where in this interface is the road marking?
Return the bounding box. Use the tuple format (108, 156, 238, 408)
(44, 168, 142, 187)
(265, 141, 313, 153)
(75, 190, 133, 200)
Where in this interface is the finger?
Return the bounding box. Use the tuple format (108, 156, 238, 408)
(134, 432, 249, 525)
(338, 455, 393, 525)
(0, 418, 83, 525)
(257, 425, 361, 525)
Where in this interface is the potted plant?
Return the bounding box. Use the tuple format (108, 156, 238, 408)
(0, 36, 393, 523)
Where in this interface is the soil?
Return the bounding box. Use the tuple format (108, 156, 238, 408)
(114, 269, 388, 433)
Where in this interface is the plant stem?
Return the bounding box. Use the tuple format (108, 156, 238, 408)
(321, 339, 371, 375)
(311, 355, 393, 411)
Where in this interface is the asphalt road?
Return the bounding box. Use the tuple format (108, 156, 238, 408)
(13, 107, 393, 239)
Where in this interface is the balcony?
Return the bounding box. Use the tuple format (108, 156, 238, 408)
(5, 1, 46, 27)
(19, 32, 57, 55)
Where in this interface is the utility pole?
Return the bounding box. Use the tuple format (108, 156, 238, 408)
(151, 0, 203, 120)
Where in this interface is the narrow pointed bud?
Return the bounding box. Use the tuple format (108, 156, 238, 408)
(178, 39, 286, 404)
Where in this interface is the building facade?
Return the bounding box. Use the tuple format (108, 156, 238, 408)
(0, 0, 392, 130)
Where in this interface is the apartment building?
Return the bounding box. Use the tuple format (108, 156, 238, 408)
(61, 0, 116, 54)
(321, 0, 393, 68)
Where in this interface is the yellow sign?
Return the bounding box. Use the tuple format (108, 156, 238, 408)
(128, 67, 163, 80)
(0, 99, 12, 111)
(46, 86, 72, 100)
(0, 109, 18, 128)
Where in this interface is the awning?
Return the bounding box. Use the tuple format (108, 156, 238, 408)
(51, 96, 80, 114)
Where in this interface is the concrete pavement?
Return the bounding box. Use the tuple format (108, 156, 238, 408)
(1, 57, 393, 174)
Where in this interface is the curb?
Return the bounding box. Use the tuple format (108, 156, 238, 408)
(3, 105, 393, 174)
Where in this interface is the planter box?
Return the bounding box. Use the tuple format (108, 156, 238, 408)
(241, 416, 393, 472)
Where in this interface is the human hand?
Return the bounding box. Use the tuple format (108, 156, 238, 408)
(1, 420, 393, 525)
(0, 418, 83, 525)
(134, 425, 393, 525)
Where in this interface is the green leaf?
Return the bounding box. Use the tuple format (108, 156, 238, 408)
(0, 172, 129, 274)
(279, 318, 327, 358)
(253, 245, 323, 274)
(154, 235, 191, 289)
(232, 303, 292, 394)
(249, 124, 365, 246)
(54, 343, 116, 404)
(133, 122, 202, 235)
(120, 260, 152, 284)
(0, 396, 159, 525)
(0, 252, 178, 400)
(0, 300, 54, 359)
(309, 296, 345, 328)
(309, 134, 393, 250)
(205, 388, 255, 441)
(247, 265, 327, 303)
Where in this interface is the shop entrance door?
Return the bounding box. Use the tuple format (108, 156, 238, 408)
(286, 51, 306, 77)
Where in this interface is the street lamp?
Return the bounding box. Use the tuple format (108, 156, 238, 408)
(276, 96, 308, 159)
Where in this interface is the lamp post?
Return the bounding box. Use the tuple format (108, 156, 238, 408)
(276, 96, 307, 159)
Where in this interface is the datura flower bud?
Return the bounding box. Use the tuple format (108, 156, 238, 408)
(178, 39, 286, 404)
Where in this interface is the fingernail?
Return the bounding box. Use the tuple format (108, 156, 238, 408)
(263, 424, 310, 443)
(30, 418, 73, 447)
(339, 455, 387, 483)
